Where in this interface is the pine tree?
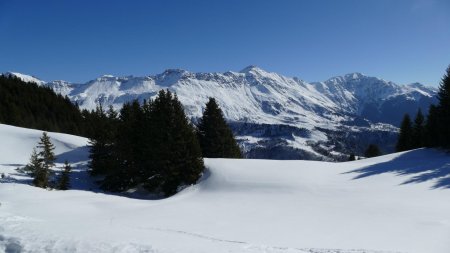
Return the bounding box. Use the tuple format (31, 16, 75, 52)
(38, 132, 56, 170)
(396, 114, 413, 152)
(57, 161, 71, 190)
(144, 90, 205, 196)
(365, 144, 382, 158)
(436, 65, 450, 148)
(412, 109, 425, 148)
(24, 148, 41, 177)
(197, 98, 242, 158)
(33, 132, 56, 188)
(101, 100, 149, 192)
(89, 104, 118, 176)
(425, 104, 439, 147)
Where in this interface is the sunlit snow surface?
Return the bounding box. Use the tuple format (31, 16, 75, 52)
(0, 124, 449, 253)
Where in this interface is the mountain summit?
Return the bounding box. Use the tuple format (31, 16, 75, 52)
(2, 67, 437, 160)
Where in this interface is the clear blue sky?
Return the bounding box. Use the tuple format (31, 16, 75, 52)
(0, 0, 449, 86)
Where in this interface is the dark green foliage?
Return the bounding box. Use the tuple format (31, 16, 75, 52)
(24, 148, 40, 177)
(0, 75, 87, 135)
(364, 144, 382, 158)
(197, 98, 242, 158)
(425, 65, 450, 148)
(425, 105, 439, 147)
(57, 161, 71, 190)
(31, 132, 56, 188)
(145, 91, 204, 196)
(93, 90, 205, 197)
(348, 153, 356, 161)
(412, 109, 425, 148)
(436, 65, 450, 147)
(88, 105, 119, 176)
(102, 100, 144, 191)
(38, 132, 56, 170)
(396, 114, 413, 152)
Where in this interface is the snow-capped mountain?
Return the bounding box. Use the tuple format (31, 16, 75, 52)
(3, 67, 438, 160)
(3, 72, 46, 86)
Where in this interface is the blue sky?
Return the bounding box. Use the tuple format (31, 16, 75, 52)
(0, 0, 449, 85)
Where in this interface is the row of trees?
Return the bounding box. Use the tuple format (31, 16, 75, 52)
(396, 66, 450, 151)
(24, 132, 71, 190)
(89, 91, 241, 196)
(0, 75, 88, 136)
(396, 109, 425, 151)
(5, 78, 241, 195)
(0, 75, 119, 140)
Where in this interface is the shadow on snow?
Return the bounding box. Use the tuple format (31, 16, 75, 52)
(346, 148, 450, 189)
(1, 146, 167, 200)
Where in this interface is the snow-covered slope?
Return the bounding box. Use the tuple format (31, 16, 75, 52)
(0, 124, 449, 253)
(3, 72, 46, 86)
(2, 67, 438, 160)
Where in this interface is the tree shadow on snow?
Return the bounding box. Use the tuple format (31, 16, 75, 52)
(55, 146, 90, 163)
(346, 148, 450, 189)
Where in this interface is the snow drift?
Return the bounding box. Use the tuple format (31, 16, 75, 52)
(0, 124, 449, 253)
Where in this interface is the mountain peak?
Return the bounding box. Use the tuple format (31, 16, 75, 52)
(239, 65, 266, 74)
(343, 72, 366, 80)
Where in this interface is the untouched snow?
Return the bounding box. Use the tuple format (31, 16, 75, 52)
(3, 72, 46, 86)
(0, 124, 449, 253)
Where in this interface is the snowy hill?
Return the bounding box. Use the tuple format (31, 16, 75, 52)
(0, 124, 449, 253)
(3, 72, 46, 86)
(2, 68, 438, 160)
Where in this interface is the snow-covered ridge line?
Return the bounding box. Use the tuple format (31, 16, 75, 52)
(1, 67, 438, 160)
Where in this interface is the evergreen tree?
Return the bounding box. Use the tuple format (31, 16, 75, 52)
(412, 109, 425, 148)
(425, 104, 439, 147)
(38, 132, 56, 170)
(102, 100, 143, 191)
(364, 144, 382, 158)
(396, 114, 413, 152)
(348, 153, 356, 161)
(89, 104, 118, 176)
(436, 66, 450, 148)
(145, 90, 205, 196)
(33, 132, 55, 188)
(24, 148, 41, 177)
(197, 98, 242, 158)
(57, 161, 71, 190)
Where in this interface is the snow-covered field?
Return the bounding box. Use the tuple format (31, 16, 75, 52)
(0, 124, 449, 253)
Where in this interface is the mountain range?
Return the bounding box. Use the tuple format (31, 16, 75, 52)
(3, 66, 438, 160)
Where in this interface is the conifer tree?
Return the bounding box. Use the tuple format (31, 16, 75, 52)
(25, 148, 41, 177)
(33, 132, 55, 188)
(102, 100, 143, 191)
(396, 114, 413, 152)
(144, 90, 205, 196)
(424, 65, 450, 148)
(57, 161, 71, 190)
(365, 144, 382, 158)
(412, 109, 425, 148)
(197, 98, 242, 158)
(38, 132, 56, 170)
(436, 66, 450, 148)
(425, 104, 439, 147)
(89, 104, 118, 176)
